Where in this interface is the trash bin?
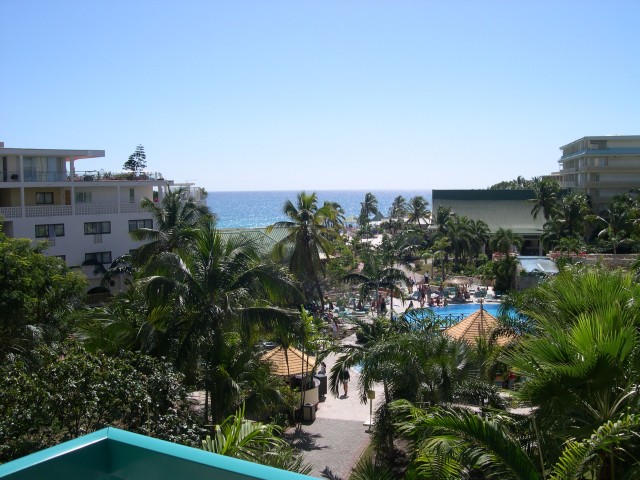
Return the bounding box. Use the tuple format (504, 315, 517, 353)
(303, 403, 316, 422)
(315, 374, 327, 397)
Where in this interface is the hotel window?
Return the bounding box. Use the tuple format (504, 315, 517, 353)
(129, 188, 135, 203)
(128, 219, 153, 232)
(36, 192, 54, 204)
(75, 191, 92, 203)
(35, 224, 65, 238)
(85, 251, 112, 264)
(84, 221, 111, 235)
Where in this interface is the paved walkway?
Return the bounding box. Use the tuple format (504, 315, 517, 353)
(285, 333, 385, 479)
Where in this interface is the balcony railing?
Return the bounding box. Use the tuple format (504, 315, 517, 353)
(1, 170, 166, 183)
(120, 204, 143, 213)
(76, 204, 119, 215)
(1, 204, 145, 218)
(26, 205, 72, 217)
(72, 171, 165, 182)
(1, 171, 21, 182)
(0, 206, 23, 218)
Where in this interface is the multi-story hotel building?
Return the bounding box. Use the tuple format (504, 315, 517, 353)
(0, 142, 203, 291)
(558, 135, 640, 212)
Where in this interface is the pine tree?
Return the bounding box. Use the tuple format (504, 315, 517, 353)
(123, 145, 147, 176)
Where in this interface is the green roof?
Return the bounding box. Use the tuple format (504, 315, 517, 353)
(433, 190, 537, 201)
(219, 227, 290, 255)
(0, 427, 312, 480)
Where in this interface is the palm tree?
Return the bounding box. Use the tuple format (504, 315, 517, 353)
(267, 191, 335, 308)
(392, 401, 543, 480)
(321, 200, 346, 232)
(343, 249, 410, 316)
(491, 228, 523, 257)
(392, 400, 640, 480)
(435, 205, 453, 235)
(502, 268, 640, 444)
(130, 185, 214, 262)
(405, 196, 430, 229)
(388, 195, 408, 221)
(202, 404, 312, 474)
(529, 178, 560, 221)
(143, 222, 301, 422)
(469, 219, 490, 260)
(388, 195, 408, 235)
(445, 215, 474, 267)
(429, 237, 451, 282)
(359, 192, 379, 232)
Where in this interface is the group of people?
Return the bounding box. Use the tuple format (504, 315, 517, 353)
(414, 283, 449, 308)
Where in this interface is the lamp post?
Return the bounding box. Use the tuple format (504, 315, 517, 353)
(365, 390, 375, 432)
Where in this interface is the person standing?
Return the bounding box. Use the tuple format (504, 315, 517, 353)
(339, 367, 351, 397)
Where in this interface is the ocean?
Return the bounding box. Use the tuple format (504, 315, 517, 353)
(207, 190, 432, 229)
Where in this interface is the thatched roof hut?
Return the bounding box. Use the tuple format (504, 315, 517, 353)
(261, 346, 316, 377)
(443, 306, 510, 346)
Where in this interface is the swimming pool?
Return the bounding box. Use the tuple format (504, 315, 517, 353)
(401, 302, 504, 328)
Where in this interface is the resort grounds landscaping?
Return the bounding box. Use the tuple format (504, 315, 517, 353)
(2, 186, 640, 479)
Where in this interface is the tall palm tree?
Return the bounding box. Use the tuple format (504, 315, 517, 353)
(343, 249, 410, 315)
(388, 195, 408, 221)
(445, 215, 474, 267)
(267, 192, 334, 308)
(435, 205, 453, 235)
(388, 195, 408, 235)
(530, 178, 560, 221)
(359, 192, 379, 232)
(130, 186, 214, 262)
(553, 193, 592, 239)
(144, 222, 301, 422)
(406, 196, 430, 229)
(469, 219, 490, 260)
(321, 200, 346, 233)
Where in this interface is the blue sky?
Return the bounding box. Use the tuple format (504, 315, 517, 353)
(2, 1, 639, 191)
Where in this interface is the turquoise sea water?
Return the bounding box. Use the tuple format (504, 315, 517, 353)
(207, 190, 432, 229)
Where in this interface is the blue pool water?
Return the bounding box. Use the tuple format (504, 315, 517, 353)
(421, 302, 501, 317)
(400, 302, 506, 329)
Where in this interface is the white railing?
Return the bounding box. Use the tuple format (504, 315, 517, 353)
(5, 203, 146, 218)
(26, 205, 72, 217)
(75, 204, 119, 215)
(120, 204, 143, 213)
(0, 206, 23, 218)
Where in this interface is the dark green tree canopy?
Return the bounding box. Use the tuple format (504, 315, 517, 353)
(0, 232, 87, 362)
(123, 144, 147, 174)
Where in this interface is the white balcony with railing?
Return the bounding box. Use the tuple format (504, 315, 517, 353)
(1, 203, 146, 218)
(26, 205, 72, 217)
(1, 170, 166, 183)
(76, 204, 119, 215)
(0, 206, 23, 218)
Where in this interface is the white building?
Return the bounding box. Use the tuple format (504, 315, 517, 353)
(0, 142, 202, 292)
(558, 135, 640, 212)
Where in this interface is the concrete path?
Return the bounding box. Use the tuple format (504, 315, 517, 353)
(285, 333, 385, 479)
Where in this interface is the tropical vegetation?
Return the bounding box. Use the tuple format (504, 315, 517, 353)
(5, 177, 640, 479)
